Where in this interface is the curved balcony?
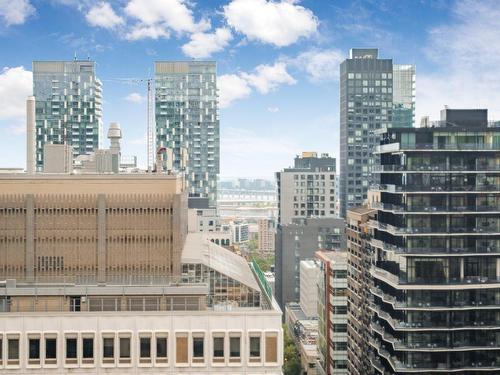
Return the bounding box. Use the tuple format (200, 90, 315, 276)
(370, 285, 500, 311)
(370, 238, 500, 256)
(370, 337, 500, 373)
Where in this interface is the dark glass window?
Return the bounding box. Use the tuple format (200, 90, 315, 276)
(193, 337, 204, 358)
(213, 337, 224, 357)
(119, 337, 130, 358)
(29, 338, 40, 359)
(140, 337, 151, 358)
(66, 338, 77, 359)
(230, 337, 240, 357)
(249, 336, 260, 357)
(103, 337, 114, 358)
(45, 338, 57, 359)
(82, 338, 93, 359)
(156, 337, 167, 359)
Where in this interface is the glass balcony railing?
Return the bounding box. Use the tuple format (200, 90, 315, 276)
(370, 183, 500, 193)
(376, 141, 500, 153)
(372, 201, 500, 213)
(369, 220, 500, 235)
(373, 164, 500, 172)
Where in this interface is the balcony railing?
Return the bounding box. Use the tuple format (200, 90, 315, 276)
(371, 239, 499, 255)
(376, 141, 500, 153)
(370, 183, 500, 193)
(373, 164, 500, 172)
(368, 220, 500, 235)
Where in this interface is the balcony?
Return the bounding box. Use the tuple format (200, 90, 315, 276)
(372, 202, 500, 214)
(370, 183, 500, 193)
(375, 141, 500, 154)
(368, 220, 500, 236)
(373, 164, 500, 173)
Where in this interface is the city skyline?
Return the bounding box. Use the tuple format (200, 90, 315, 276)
(1, 0, 500, 179)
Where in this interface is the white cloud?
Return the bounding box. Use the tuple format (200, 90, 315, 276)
(125, 24, 170, 40)
(241, 62, 296, 94)
(0, 0, 35, 26)
(219, 62, 296, 108)
(287, 48, 345, 82)
(124, 0, 209, 40)
(0, 67, 32, 121)
(182, 28, 232, 58)
(128, 133, 147, 145)
(218, 74, 252, 108)
(418, 0, 500, 121)
(125, 92, 146, 103)
(267, 106, 279, 113)
(86, 2, 124, 29)
(223, 0, 318, 47)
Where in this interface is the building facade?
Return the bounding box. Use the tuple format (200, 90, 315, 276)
(369, 109, 500, 373)
(258, 218, 276, 256)
(315, 251, 348, 375)
(155, 61, 219, 204)
(339, 49, 415, 217)
(299, 259, 320, 318)
(346, 207, 375, 375)
(275, 218, 345, 308)
(277, 152, 337, 225)
(33, 60, 103, 170)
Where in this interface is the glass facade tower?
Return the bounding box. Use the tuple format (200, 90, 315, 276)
(368, 109, 500, 373)
(339, 49, 415, 217)
(33, 60, 102, 170)
(155, 61, 219, 205)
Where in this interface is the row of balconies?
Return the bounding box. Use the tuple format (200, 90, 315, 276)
(371, 183, 499, 193)
(373, 163, 500, 173)
(371, 201, 500, 213)
(368, 219, 500, 235)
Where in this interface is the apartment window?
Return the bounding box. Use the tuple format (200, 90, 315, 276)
(28, 336, 40, 365)
(192, 333, 204, 363)
(156, 333, 168, 364)
(82, 335, 94, 364)
(139, 335, 151, 363)
(45, 336, 57, 365)
(0, 335, 3, 365)
(102, 336, 115, 364)
(212, 335, 224, 363)
(176, 333, 188, 364)
(265, 332, 278, 363)
(7, 336, 19, 365)
(229, 335, 241, 363)
(249, 334, 261, 362)
(65, 336, 77, 365)
(119, 335, 131, 364)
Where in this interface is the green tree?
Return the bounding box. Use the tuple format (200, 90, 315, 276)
(283, 325, 301, 375)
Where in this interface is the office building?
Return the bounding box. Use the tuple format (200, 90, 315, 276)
(339, 49, 415, 217)
(315, 251, 348, 375)
(345, 207, 375, 375)
(230, 220, 249, 244)
(368, 109, 500, 373)
(275, 217, 345, 308)
(299, 259, 320, 318)
(33, 60, 103, 170)
(155, 61, 219, 204)
(0, 173, 283, 374)
(258, 218, 276, 256)
(277, 152, 337, 225)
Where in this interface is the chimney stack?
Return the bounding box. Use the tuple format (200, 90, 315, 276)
(26, 96, 36, 175)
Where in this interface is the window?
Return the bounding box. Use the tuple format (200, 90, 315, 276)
(45, 337, 57, 364)
(265, 333, 278, 363)
(82, 336, 94, 364)
(7, 337, 19, 364)
(139, 336, 151, 362)
(192, 334, 204, 363)
(0, 336, 2, 365)
(249, 335, 261, 362)
(65, 337, 77, 364)
(102, 337, 114, 363)
(119, 336, 131, 363)
(28, 337, 40, 364)
(175, 333, 188, 364)
(229, 335, 241, 362)
(213, 336, 224, 363)
(156, 334, 168, 364)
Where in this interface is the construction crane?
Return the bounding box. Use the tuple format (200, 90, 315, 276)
(102, 77, 155, 171)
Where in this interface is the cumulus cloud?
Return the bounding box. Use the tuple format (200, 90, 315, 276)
(124, 0, 209, 40)
(223, 0, 318, 47)
(0, 0, 35, 26)
(219, 62, 296, 108)
(125, 92, 146, 103)
(0, 67, 32, 121)
(218, 74, 252, 108)
(417, 0, 500, 121)
(267, 107, 279, 113)
(182, 28, 232, 58)
(287, 48, 345, 82)
(86, 2, 124, 29)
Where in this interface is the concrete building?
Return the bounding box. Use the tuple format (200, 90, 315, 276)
(42, 144, 73, 173)
(299, 259, 320, 318)
(275, 217, 345, 308)
(315, 251, 348, 375)
(230, 221, 249, 244)
(339, 49, 415, 217)
(276, 152, 337, 225)
(187, 197, 219, 233)
(155, 61, 219, 205)
(33, 60, 102, 170)
(345, 207, 375, 375)
(369, 109, 500, 373)
(258, 218, 275, 256)
(0, 173, 283, 374)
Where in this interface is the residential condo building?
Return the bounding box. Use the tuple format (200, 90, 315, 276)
(33, 60, 103, 170)
(155, 61, 220, 205)
(339, 49, 415, 217)
(368, 109, 500, 373)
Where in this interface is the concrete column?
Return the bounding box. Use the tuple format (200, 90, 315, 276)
(25, 194, 35, 281)
(97, 194, 106, 283)
(26, 96, 36, 174)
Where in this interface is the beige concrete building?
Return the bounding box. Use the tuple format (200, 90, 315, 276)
(0, 174, 187, 282)
(257, 218, 275, 256)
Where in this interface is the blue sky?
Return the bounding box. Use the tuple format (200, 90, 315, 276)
(1, 0, 499, 178)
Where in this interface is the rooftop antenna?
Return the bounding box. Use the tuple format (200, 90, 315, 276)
(87, 52, 90, 61)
